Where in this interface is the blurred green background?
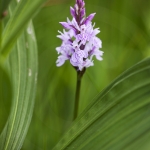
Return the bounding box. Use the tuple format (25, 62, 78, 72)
(21, 0, 150, 149)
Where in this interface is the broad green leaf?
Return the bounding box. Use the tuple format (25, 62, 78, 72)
(0, 65, 11, 134)
(0, 20, 38, 150)
(53, 58, 150, 150)
(0, 0, 47, 59)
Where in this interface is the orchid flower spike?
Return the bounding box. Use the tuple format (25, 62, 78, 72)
(56, 0, 103, 71)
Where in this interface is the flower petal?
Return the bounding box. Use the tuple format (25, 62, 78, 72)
(60, 22, 71, 30)
(84, 13, 96, 25)
(70, 7, 76, 18)
(56, 55, 68, 66)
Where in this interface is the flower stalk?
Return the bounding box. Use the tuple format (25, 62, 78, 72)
(56, 0, 103, 120)
(73, 68, 85, 120)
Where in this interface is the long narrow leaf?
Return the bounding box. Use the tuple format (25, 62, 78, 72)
(53, 58, 150, 150)
(0, 20, 38, 150)
(1, 0, 47, 59)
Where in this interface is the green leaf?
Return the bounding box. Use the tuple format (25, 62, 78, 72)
(1, 0, 47, 59)
(0, 65, 11, 134)
(53, 58, 150, 150)
(0, 20, 38, 150)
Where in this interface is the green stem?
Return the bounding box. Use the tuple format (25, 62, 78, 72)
(73, 68, 86, 120)
(73, 72, 81, 120)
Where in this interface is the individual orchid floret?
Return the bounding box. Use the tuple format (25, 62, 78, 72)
(56, 0, 103, 71)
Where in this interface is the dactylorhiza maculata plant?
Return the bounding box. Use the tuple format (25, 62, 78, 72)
(56, 0, 103, 120)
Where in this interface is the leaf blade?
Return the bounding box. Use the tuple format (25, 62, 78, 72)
(0, 20, 38, 150)
(53, 58, 150, 150)
(1, 0, 46, 59)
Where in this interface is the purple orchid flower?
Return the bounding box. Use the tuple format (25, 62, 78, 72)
(56, 0, 103, 71)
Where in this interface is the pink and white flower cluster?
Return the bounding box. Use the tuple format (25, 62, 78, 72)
(56, 0, 103, 71)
